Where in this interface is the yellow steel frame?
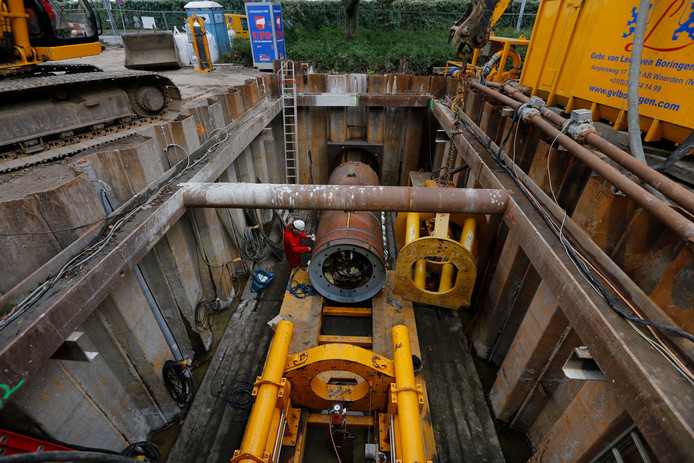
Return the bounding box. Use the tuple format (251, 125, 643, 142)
(284, 343, 394, 411)
(235, 270, 438, 462)
(444, 35, 530, 83)
(394, 181, 483, 310)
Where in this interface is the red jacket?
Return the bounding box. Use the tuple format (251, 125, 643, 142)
(284, 225, 310, 268)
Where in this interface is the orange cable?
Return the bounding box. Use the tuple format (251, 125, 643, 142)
(329, 421, 342, 463)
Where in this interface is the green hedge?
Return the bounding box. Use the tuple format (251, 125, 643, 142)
(225, 26, 462, 74)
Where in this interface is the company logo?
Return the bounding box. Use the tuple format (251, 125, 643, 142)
(259, 54, 270, 61)
(276, 16, 281, 30)
(622, 0, 694, 52)
(255, 16, 265, 30)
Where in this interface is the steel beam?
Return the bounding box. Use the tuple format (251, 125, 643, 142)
(0, 98, 282, 395)
(432, 100, 694, 462)
(180, 183, 510, 215)
(297, 93, 431, 107)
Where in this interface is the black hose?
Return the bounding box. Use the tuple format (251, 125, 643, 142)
(120, 441, 162, 463)
(653, 131, 694, 172)
(0, 451, 139, 462)
(162, 360, 193, 407)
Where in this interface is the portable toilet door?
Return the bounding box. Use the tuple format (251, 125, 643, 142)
(184, 1, 231, 55)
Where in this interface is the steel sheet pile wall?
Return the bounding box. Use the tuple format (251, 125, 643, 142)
(440, 83, 693, 463)
(0, 76, 285, 448)
(294, 74, 446, 187)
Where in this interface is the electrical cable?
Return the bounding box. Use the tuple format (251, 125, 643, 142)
(329, 420, 343, 463)
(452, 104, 694, 351)
(286, 267, 316, 299)
(0, 451, 140, 463)
(195, 299, 220, 332)
(163, 360, 193, 408)
(0, 129, 229, 332)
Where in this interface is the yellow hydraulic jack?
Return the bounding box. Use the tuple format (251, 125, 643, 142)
(394, 180, 486, 309)
(231, 321, 299, 463)
(231, 318, 434, 463)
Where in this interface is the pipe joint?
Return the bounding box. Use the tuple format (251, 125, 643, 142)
(519, 105, 540, 122)
(567, 109, 597, 142)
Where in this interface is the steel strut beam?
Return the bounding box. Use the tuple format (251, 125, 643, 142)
(431, 100, 694, 463)
(179, 183, 510, 214)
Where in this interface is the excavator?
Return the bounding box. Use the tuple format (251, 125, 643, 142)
(0, 0, 180, 164)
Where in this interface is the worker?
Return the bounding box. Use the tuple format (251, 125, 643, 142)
(284, 220, 314, 268)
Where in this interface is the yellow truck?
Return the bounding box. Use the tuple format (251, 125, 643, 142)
(225, 13, 249, 40)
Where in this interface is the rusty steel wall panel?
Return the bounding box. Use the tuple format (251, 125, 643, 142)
(433, 99, 694, 462)
(489, 281, 570, 422)
(512, 328, 585, 438)
(528, 382, 632, 463)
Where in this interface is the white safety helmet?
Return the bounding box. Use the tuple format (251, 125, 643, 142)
(293, 220, 306, 231)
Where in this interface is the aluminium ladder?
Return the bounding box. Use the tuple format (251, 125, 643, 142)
(278, 61, 299, 184)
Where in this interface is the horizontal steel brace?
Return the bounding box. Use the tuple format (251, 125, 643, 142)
(296, 93, 432, 107)
(180, 183, 510, 215)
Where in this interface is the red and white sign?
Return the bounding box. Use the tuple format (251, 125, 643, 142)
(255, 17, 265, 30)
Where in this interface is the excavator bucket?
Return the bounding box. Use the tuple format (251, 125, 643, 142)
(122, 31, 182, 70)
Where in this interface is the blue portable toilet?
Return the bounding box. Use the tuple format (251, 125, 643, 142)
(184, 1, 230, 55)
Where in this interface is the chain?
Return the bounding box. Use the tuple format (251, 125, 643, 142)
(439, 109, 462, 187)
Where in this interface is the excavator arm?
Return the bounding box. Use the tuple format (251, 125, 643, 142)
(448, 0, 511, 58)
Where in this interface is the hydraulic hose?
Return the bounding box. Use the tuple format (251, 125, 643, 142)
(627, 0, 650, 165)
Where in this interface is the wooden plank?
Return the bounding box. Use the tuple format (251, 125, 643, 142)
(306, 413, 374, 427)
(280, 269, 323, 355)
(317, 335, 372, 348)
(415, 306, 506, 462)
(322, 306, 372, 317)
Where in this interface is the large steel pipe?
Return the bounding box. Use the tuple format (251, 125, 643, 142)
(469, 81, 694, 244)
(180, 183, 509, 214)
(500, 83, 694, 216)
(308, 162, 386, 303)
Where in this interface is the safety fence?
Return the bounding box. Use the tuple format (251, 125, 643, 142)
(93, 5, 536, 39)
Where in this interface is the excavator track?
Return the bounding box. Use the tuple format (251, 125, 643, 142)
(0, 66, 182, 172)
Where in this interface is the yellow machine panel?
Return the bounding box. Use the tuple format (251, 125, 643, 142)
(521, 0, 694, 144)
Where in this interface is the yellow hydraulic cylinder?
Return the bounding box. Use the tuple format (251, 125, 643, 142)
(392, 325, 427, 463)
(460, 218, 477, 252)
(7, 0, 33, 60)
(405, 213, 426, 290)
(438, 218, 476, 293)
(235, 320, 293, 463)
